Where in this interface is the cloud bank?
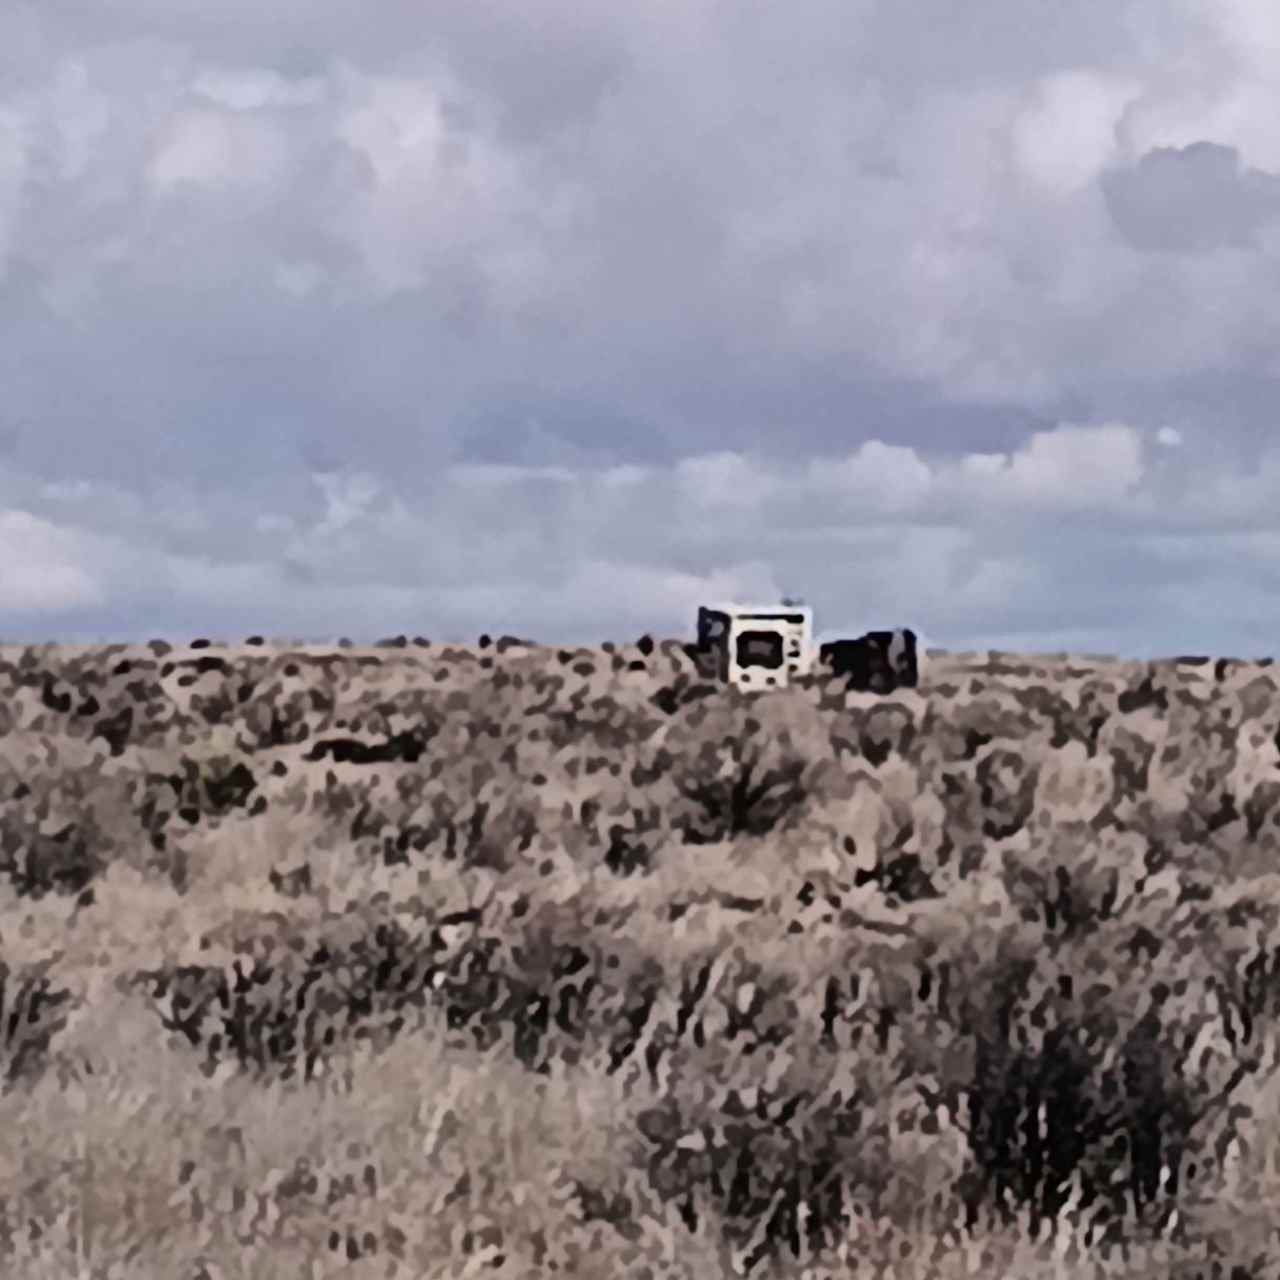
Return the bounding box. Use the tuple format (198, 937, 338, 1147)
(1, 0, 1279, 655)
(6, 421, 1280, 660)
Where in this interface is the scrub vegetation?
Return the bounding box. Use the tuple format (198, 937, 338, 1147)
(0, 634, 1275, 1278)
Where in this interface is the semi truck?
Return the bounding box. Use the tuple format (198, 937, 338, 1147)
(695, 602, 920, 692)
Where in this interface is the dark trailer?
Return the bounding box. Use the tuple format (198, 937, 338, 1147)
(819, 628, 920, 692)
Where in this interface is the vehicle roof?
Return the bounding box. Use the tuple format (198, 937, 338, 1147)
(700, 603, 813, 619)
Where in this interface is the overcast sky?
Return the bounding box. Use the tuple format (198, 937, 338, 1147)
(4, 1, 1280, 656)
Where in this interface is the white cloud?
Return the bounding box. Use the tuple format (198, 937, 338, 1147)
(676, 451, 780, 508)
(1013, 69, 1139, 196)
(325, 64, 582, 303)
(807, 441, 933, 513)
(947, 423, 1145, 509)
(959, 452, 1010, 478)
(1007, 422, 1146, 502)
(599, 464, 651, 491)
(5, 1, 1280, 657)
(0, 1, 1277, 441)
(1156, 425, 1183, 446)
(334, 73, 451, 190)
(192, 67, 327, 113)
(9, 419, 1262, 650)
(148, 107, 289, 191)
(312, 470, 381, 533)
(0, 510, 104, 613)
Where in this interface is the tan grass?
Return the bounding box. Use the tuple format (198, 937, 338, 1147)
(0, 639, 1275, 1276)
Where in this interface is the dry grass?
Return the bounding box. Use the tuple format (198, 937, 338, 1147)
(0, 635, 1275, 1277)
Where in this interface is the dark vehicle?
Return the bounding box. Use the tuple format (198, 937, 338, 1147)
(819, 628, 920, 692)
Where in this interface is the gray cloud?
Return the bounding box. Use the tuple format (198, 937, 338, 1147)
(1103, 140, 1280, 252)
(4, 423, 1280, 660)
(1, 1, 1279, 653)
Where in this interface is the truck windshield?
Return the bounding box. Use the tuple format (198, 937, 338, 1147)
(736, 630, 784, 669)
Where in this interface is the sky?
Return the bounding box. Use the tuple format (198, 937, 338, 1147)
(4, 1, 1280, 657)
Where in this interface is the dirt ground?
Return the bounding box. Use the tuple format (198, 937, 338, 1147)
(0, 633, 1274, 1278)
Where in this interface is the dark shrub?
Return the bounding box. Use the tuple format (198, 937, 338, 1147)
(603, 806, 663, 876)
(269, 863, 313, 899)
(975, 747, 1039, 840)
(0, 821, 102, 898)
(305, 732, 427, 765)
(91, 705, 134, 756)
(854, 851, 940, 903)
(651, 674, 721, 717)
(638, 1088, 863, 1272)
(138, 754, 262, 845)
(368, 786, 541, 873)
(671, 743, 807, 844)
(1244, 779, 1280, 840)
(1117, 669, 1170, 715)
(848, 701, 916, 768)
(956, 948, 1248, 1242)
(133, 918, 438, 1081)
(0, 958, 74, 1085)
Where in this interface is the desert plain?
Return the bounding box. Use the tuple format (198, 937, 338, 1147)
(0, 634, 1275, 1278)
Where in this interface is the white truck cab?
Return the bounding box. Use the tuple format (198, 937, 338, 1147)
(696, 603, 815, 690)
